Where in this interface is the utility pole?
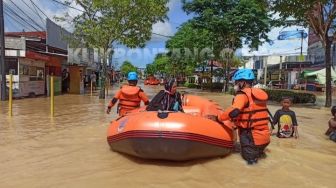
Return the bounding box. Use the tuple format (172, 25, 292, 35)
(0, 0, 6, 101)
(300, 30, 304, 65)
(279, 56, 282, 81)
(263, 56, 268, 86)
(299, 30, 304, 90)
(300, 31, 304, 58)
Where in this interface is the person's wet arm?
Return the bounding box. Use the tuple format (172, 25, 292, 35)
(218, 94, 248, 121)
(139, 91, 149, 105)
(329, 118, 336, 129)
(272, 110, 279, 125)
(291, 111, 299, 138)
(177, 92, 184, 112)
(291, 111, 298, 126)
(108, 91, 121, 108)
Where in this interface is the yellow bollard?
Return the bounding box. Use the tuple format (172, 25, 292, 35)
(51, 76, 54, 117)
(90, 80, 93, 96)
(9, 74, 13, 116)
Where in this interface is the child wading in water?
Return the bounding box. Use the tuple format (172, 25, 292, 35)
(273, 97, 299, 138)
(325, 106, 336, 142)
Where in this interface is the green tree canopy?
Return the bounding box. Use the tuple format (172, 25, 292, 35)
(182, 0, 272, 91)
(165, 21, 216, 78)
(120, 61, 137, 76)
(166, 21, 214, 63)
(145, 53, 170, 76)
(182, 0, 272, 50)
(61, 0, 168, 98)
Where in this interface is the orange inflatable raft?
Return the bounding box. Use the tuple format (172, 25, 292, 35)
(107, 95, 234, 161)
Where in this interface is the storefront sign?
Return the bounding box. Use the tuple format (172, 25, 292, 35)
(26, 51, 50, 61)
(5, 50, 25, 57)
(5, 37, 25, 50)
(308, 41, 325, 65)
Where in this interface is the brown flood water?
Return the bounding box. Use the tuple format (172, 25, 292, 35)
(0, 83, 335, 188)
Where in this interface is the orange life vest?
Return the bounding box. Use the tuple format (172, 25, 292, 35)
(118, 85, 142, 111)
(235, 88, 270, 129)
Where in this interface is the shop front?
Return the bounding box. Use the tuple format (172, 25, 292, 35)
(16, 57, 46, 97)
(45, 56, 65, 96)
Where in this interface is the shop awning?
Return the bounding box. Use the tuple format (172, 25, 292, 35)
(304, 68, 336, 84)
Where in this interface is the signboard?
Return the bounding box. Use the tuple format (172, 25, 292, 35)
(46, 18, 70, 50)
(308, 28, 321, 46)
(277, 30, 308, 40)
(5, 50, 25, 57)
(308, 41, 325, 65)
(19, 58, 45, 68)
(299, 54, 305, 62)
(5, 37, 25, 50)
(26, 51, 50, 61)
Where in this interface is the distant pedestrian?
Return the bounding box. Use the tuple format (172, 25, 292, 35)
(84, 74, 90, 88)
(62, 69, 70, 93)
(90, 71, 97, 91)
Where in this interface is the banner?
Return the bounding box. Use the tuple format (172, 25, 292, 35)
(277, 30, 308, 40)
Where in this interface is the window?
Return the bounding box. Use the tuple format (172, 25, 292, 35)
(5, 58, 18, 75)
(29, 66, 37, 76)
(19, 65, 29, 75)
(37, 68, 44, 80)
(20, 65, 44, 81)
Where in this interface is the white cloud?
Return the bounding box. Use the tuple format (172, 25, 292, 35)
(242, 26, 308, 56)
(5, 0, 174, 44)
(148, 0, 179, 42)
(168, 0, 180, 10)
(151, 21, 174, 41)
(42, 1, 82, 32)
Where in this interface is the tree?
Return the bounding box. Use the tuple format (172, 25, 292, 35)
(270, 0, 336, 107)
(145, 63, 156, 77)
(145, 53, 171, 77)
(166, 21, 214, 83)
(120, 60, 137, 77)
(62, 0, 168, 99)
(183, 0, 272, 92)
(153, 53, 170, 76)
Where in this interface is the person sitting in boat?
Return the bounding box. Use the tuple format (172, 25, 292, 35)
(106, 72, 149, 116)
(217, 69, 271, 165)
(146, 78, 183, 112)
(325, 106, 336, 142)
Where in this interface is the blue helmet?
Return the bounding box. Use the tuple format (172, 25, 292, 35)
(127, 72, 138, 81)
(233, 69, 255, 81)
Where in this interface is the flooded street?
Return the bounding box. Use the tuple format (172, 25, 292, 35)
(0, 83, 335, 188)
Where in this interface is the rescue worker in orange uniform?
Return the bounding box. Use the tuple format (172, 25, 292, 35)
(106, 72, 149, 116)
(218, 69, 271, 165)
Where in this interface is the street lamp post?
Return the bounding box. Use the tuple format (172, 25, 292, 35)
(0, 0, 6, 101)
(263, 56, 268, 86)
(279, 56, 282, 81)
